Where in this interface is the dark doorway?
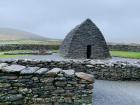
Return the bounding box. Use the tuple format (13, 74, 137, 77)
(87, 45, 92, 59)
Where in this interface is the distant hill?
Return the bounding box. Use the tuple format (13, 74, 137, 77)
(0, 28, 48, 40)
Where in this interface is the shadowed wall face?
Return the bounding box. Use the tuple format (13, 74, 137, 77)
(60, 19, 111, 59)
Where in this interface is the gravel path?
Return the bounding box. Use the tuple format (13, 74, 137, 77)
(94, 80, 140, 105)
(1, 53, 139, 63)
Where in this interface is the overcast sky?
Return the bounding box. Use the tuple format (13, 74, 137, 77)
(0, 0, 140, 43)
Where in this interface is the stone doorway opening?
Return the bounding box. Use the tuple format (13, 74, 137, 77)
(87, 45, 92, 59)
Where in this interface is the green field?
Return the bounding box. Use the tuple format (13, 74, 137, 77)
(0, 54, 28, 58)
(110, 51, 140, 59)
(0, 50, 31, 58)
(0, 50, 57, 58)
(0, 40, 61, 45)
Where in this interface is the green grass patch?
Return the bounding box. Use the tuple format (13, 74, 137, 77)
(110, 51, 140, 59)
(0, 50, 31, 58)
(0, 54, 28, 58)
(0, 49, 58, 58)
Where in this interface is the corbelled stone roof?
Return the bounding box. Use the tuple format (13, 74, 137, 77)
(60, 19, 111, 59)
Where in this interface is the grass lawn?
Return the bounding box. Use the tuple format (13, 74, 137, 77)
(0, 50, 31, 58)
(0, 54, 28, 58)
(110, 51, 140, 59)
(0, 49, 58, 58)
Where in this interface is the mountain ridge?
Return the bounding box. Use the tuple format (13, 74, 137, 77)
(0, 28, 48, 40)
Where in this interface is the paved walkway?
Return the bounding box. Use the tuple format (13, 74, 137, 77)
(94, 80, 140, 105)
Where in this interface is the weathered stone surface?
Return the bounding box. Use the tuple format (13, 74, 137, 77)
(0, 83, 11, 88)
(20, 67, 40, 74)
(6, 59, 140, 80)
(86, 64, 94, 68)
(42, 77, 55, 83)
(35, 68, 49, 74)
(0, 63, 8, 70)
(63, 70, 75, 76)
(60, 18, 111, 59)
(4, 59, 140, 104)
(47, 68, 63, 75)
(0, 64, 93, 105)
(3, 94, 23, 101)
(76, 72, 94, 82)
(2, 64, 26, 72)
(55, 81, 67, 87)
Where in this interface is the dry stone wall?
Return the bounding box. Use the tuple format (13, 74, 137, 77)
(5, 59, 140, 81)
(108, 44, 140, 52)
(1, 44, 140, 52)
(0, 44, 59, 51)
(1, 59, 140, 105)
(0, 63, 94, 105)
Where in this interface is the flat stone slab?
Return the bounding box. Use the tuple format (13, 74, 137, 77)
(20, 67, 40, 74)
(3, 94, 23, 101)
(75, 72, 94, 82)
(35, 68, 49, 74)
(63, 70, 75, 76)
(86, 64, 94, 68)
(2, 65, 26, 73)
(47, 68, 62, 74)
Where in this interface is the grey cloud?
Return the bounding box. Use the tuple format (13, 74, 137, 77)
(0, 0, 140, 43)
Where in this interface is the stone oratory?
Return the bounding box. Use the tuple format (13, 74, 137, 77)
(60, 19, 111, 59)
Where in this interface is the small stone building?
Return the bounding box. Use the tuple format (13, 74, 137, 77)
(60, 19, 111, 59)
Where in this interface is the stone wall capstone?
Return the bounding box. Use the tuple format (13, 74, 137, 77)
(5, 59, 140, 81)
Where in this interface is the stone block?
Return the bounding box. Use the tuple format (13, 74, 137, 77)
(75, 72, 94, 82)
(2, 64, 26, 73)
(20, 67, 40, 74)
(35, 68, 49, 74)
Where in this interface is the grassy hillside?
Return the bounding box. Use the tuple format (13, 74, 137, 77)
(0, 28, 48, 40)
(0, 28, 61, 45)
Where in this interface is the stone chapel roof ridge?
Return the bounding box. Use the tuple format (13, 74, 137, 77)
(71, 18, 100, 34)
(79, 18, 97, 27)
(67, 18, 102, 41)
(82, 18, 94, 24)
